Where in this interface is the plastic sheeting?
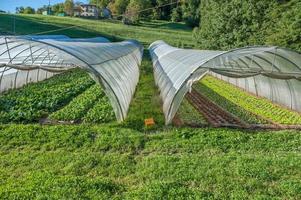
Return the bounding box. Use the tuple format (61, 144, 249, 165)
(0, 35, 143, 122)
(149, 40, 301, 125)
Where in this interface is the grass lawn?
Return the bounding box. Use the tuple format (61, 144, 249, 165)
(0, 14, 301, 199)
(0, 125, 300, 199)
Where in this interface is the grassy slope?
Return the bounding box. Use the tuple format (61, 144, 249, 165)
(1, 14, 301, 198)
(0, 14, 194, 47)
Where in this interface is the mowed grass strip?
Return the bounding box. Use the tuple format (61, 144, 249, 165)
(50, 84, 105, 121)
(197, 76, 301, 125)
(0, 125, 300, 199)
(124, 52, 165, 131)
(0, 69, 94, 123)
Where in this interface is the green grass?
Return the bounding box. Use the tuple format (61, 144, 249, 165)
(1, 14, 301, 199)
(0, 14, 194, 48)
(123, 52, 165, 131)
(177, 98, 208, 126)
(0, 125, 300, 199)
(197, 76, 301, 125)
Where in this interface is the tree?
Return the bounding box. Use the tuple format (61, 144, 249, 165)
(181, 0, 200, 27)
(52, 3, 65, 14)
(36, 8, 44, 14)
(153, 0, 177, 20)
(16, 6, 25, 14)
(108, 0, 130, 17)
(36, 5, 49, 14)
(90, 0, 110, 8)
(124, 0, 152, 24)
(23, 7, 35, 14)
(64, 0, 74, 16)
(171, 6, 182, 22)
(193, 0, 301, 51)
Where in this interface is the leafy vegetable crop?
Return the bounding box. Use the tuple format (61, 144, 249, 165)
(197, 76, 301, 125)
(0, 124, 301, 199)
(0, 69, 94, 123)
(50, 84, 105, 121)
(193, 78, 265, 124)
(83, 96, 115, 123)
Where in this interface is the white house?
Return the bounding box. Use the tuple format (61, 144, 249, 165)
(74, 4, 98, 18)
(74, 4, 111, 19)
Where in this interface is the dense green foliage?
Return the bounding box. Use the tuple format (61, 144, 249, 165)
(51, 3, 65, 15)
(34, 0, 199, 26)
(64, 0, 74, 16)
(0, 124, 300, 199)
(16, 6, 36, 14)
(50, 84, 106, 121)
(0, 69, 94, 123)
(194, 0, 301, 51)
(83, 96, 115, 123)
(197, 76, 301, 125)
(122, 0, 152, 24)
(179, 0, 200, 27)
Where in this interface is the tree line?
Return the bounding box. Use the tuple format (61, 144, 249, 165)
(14, 0, 301, 51)
(15, 0, 200, 27)
(91, 0, 200, 26)
(194, 0, 301, 52)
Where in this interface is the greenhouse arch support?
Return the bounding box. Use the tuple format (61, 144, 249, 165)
(149, 40, 301, 125)
(0, 35, 143, 122)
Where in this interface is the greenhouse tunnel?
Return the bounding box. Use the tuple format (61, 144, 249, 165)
(0, 35, 144, 122)
(149, 40, 301, 125)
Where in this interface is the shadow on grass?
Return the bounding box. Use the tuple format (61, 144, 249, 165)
(139, 20, 192, 31)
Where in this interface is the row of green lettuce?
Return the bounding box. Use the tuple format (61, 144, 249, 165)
(194, 76, 301, 125)
(0, 69, 114, 124)
(49, 84, 115, 123)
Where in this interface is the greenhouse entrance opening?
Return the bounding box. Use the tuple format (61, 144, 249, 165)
(149, 40, 301, 130)
(174, 74, 301, 129)
(0, 35, 143, 123)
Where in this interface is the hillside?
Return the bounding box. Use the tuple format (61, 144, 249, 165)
(0, 14, 301, 199)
